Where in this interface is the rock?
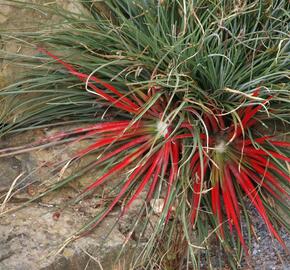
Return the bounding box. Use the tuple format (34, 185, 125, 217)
(0, 157, 22, 193)
(0, 4, 11, 23)
(56, 0, 89, 15)
(0, 14, 7, 24)
(0, 123, 139, 269)
(0, 204, 135, 270)
(0, 126, 101, 197)
(150, 198, 164, 215)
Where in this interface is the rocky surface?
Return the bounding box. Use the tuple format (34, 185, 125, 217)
(0, 128, 137, 270)
(0, 205, 133, 270)
(244, 208, 290, 270)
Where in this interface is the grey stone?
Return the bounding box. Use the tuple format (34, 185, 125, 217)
(0, 205, 135, 270)
(0, 157, 22, 192)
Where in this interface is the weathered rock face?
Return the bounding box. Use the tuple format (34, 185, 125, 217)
(0, 127, 138, 270)
(0, 0, 47, 84)
(0, 157, 22, 193)
(0, 0, 90, 85)
(0, 205, 133, 270)
(0, 4, 11, 24)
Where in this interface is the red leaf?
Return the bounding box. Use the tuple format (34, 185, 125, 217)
(147, 146, 166, 201)
(190, 156, 208, 224)
(241, 87, 261, 117)
(206, 113, 218, 132)
(222, 184, 233, 233)
(235, 95, 272, 137)
(91, 135, 152, 166)
(242, 147, 290, 162)
(243, 167, 285, 200)
(223, 166, 248, 253)
(163, 141, 179, 217)
(229, 164, 285, 248)
(248, 156, 290, 184)
(268, 140, 290, 147)
(83, 143, 150, 193)
(38, 48, 138, 113)
(211, 183, 224, 238)
(239, 136, 273, 146)
(190, 152, 201, 169)
(124, 151, 163, 212)
(83, 163, 149, 232)
(224, 165, 239, 216)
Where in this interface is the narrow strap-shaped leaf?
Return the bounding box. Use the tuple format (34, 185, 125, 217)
(190, 156, 208, 224)
(163, 140, 179, 218)
(147, 147, 166, 201)
(248, 155, 290, 183)
(241, 87, 261, 117)
(38, 48, 138, 113)
(206, 113, 218, 132)
(242, 147, 290, 162)
(222, 180, 248, 254)
(267, 140, 290, 147)
(123, 151, 163, 213)
(247, 161, 289, 195)
(229, 164, 285, 248)
(211, 183, 224, 238)
(85, 163, 148, 231)
(235, 95, 272, 137)
(76, 134, 150, 159)
(238, 136, 273, 146)
(243, 168, 286, 200)
(224, 165, 240, 217)
(222, 183, 234, 233)
(83, 143, 150, 193)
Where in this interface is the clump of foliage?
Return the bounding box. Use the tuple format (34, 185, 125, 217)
(0, 0, 289, 269)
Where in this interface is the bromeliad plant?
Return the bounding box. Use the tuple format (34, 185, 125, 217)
(191, 95, 290, 253)
(1, 0, 289, 268)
